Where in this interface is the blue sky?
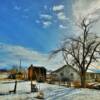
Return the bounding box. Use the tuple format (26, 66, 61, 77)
(0, 0, 100, 70)
(0, 0, 73, 53)
(0, 0, 73, 69)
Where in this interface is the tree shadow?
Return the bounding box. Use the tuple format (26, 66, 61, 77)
(0, 93, 9, 96)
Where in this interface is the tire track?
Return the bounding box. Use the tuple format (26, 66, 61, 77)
(45, 88, 75, 100)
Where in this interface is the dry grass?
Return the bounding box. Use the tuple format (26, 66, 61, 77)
(72, 81, 100, 89)
(72, 81, 81, 88)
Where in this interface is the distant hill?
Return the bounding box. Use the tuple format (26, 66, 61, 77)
(0, 68, 7, 72)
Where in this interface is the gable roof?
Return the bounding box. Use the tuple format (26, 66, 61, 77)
(52, 65, 77, 73)
(28, 64, 46, 70)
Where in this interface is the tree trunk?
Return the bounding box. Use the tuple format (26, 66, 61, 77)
(80, 72, 86, 88)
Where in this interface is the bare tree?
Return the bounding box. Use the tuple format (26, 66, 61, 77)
(50, 17, 100, 88)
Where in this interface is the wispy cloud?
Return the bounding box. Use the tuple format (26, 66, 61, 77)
(0, 43, 47, 67)
(42, 21, 52, 28)
(40, 14, 52, 20)
(53, 5, 64, 11)
(52, 5, 67, 21)
(40, 14, 52, 28)
(73, 0, 100, 22)
(0, 43, 64, 70)
(57, 12, 67, 21)
(59, 24, 66, 29)
(72, 0, 100, 35)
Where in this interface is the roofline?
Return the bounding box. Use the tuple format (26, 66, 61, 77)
(52, 65, 70, 73)
(28, 65, 46, 70)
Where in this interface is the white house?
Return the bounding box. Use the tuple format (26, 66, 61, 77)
(52, 65, 80, 82)
(52, 65, 100, 82)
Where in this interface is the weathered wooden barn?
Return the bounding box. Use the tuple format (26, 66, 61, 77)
(28, 64, 46, 82)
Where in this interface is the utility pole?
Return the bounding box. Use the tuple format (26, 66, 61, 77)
(19, 59, 21, 72)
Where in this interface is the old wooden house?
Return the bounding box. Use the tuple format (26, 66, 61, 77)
(28, 64, 46, 82)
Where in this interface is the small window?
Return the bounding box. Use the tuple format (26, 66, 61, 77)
(70, 73, 73, 76)
(70, 73, 74, 80)
(60, 73, 64, 76)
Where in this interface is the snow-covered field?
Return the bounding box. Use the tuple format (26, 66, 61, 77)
(0, 80, 100, 100)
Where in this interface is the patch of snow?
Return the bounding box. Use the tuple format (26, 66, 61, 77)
(0, 81, 100, 100)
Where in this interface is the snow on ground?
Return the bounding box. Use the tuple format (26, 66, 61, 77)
(0, 80, 100, 100)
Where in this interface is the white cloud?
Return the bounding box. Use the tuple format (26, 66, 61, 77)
(53, 5, 64, 11)
(42, 21, 52, 28)
(72, 0, 100, 35)
(0, 43, 47, 61)
(73, 0, 100, 23)
(59, 25, 66, 29)
(0, 43, 47, 67)
(57, 12, 67, 20)
(40, 14, 52, 20)
(39, 14, 52, 28)
(0, 43, 64, 70)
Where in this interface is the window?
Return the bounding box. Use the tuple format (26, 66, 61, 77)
(60, 72, 64, 77)
(70, 73, 74, 80)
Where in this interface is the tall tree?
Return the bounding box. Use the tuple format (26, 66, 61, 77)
(51, 17, 100, 88)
